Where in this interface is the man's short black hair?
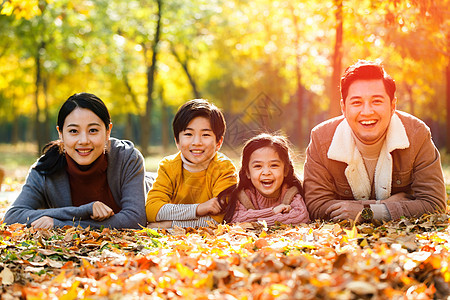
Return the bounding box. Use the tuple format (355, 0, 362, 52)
(340, 60, 396, 102)
(172, 99, 226, 143)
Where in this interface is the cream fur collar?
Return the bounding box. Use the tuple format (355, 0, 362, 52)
(327, 113, 410, 200)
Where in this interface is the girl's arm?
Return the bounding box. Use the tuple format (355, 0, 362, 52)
(258, 194, 310, 226)
(230, 199, 276, 223)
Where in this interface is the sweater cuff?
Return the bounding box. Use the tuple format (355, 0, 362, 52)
(371, 204, 391, 221)
(156, 203, 198, 221)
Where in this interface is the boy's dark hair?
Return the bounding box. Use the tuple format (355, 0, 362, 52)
(219, 133, 303, 223)
(35, 93, 111, 175)
(172, 99, 226, 143)
(340, 60, 396, 102)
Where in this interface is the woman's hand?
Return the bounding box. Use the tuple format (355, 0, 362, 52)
(91, 201, 114, 221)
(196, 197, 221, 216)
(31, 216, 54, 229)
(273, 204, 291, 214)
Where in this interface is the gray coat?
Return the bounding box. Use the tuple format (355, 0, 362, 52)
(3, 138, 148, 229)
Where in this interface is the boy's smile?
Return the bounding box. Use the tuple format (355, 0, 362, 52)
(176, 116, 223, 166)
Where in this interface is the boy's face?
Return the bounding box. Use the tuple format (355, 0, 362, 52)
(176, 116, 223, 165)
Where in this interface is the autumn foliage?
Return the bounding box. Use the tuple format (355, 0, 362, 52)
(0, 214, 449, 299)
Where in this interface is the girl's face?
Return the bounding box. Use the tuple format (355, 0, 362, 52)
(58, 107, 112, 166)
(247, 146, 287, 198)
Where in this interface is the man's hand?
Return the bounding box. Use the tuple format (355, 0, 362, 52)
(325, 202, 364, 222)
(31, 216, 54, 229)
(196, 197, 221, 216)
(273, 204, 291, 214)
(91, 201, 114, 221)
(148, 220, 172, 229)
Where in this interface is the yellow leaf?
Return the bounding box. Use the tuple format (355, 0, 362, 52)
(268, 283, 290, 296)
(51, 270, 66, 284)
(344, 225, 359, 240)
(360, 238, 369, 247)
(193, 273, 214, 289)
(176, 263, 195, 280)
(59, 281, 80, 300)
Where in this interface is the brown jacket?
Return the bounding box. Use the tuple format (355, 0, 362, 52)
(304, 111, 446, 221)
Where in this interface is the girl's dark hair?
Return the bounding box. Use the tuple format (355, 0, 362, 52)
(34, 93, 111, 175)
(219, 133, 303, 223)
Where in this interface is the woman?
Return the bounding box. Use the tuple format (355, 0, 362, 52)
(3, 93, 149, 229)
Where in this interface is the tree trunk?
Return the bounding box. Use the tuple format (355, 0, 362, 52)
(446, 57, 450, 152)
(406, 84, 414, 116)
(140, 0, 162, 156)
(123, 73, 140, 142)
(34, 42, 44, 155)
(171, 45, 201, 99)
(160, 87, 170, 152)
(329, 0, 343, 118)
(11, 101, 19, 145)
(289, 4, 305, 147)
(42, 74, 51, 143)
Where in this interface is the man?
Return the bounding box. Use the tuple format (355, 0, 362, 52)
(304, 60, 446, 223)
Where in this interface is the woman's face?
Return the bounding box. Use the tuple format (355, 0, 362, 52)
(58, 107, 112, 166)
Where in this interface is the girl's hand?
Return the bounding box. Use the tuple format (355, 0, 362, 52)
(31, 216, 54, 230)
(273, 204, 291, 214)
(196, 197, 221, 216)
(91, 201, 114, 221)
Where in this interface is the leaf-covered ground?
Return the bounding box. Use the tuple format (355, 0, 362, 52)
(0, 213, 449, 299)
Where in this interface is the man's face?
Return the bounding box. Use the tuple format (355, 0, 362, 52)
(341, 79, 396, 145)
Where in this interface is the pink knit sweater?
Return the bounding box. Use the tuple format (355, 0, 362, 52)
(230, 185, 310, 226)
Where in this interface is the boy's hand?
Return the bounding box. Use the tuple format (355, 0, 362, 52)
(31, 216, 54, 229)
(91, 201, 114, 221)
(196, 197, 221, 216)
(273, 204, 291, 214)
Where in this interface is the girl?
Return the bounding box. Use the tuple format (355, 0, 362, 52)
(220, 133, 310, 225)
(4, 93, 150, 229)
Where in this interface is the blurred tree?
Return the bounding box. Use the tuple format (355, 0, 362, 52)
(329, 0, 343, 118)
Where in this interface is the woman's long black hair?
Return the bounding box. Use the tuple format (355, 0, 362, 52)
(34, 93, 111, 175)
(219, 133, 303, 223)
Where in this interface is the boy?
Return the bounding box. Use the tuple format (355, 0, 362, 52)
(146, 99, 237, 228)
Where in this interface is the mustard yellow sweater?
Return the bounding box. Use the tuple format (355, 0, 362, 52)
(146, 152, 237, 223)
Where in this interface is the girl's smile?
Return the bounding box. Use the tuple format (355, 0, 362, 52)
(247, 146, 286, 198)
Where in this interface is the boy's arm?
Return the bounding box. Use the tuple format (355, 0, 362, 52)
(148, 216, 218, 229)
(156, 203, 198, 221)
(212, 157, 238, 197)
(156, 197, 221, 221)
(145, 161, 175, 222)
